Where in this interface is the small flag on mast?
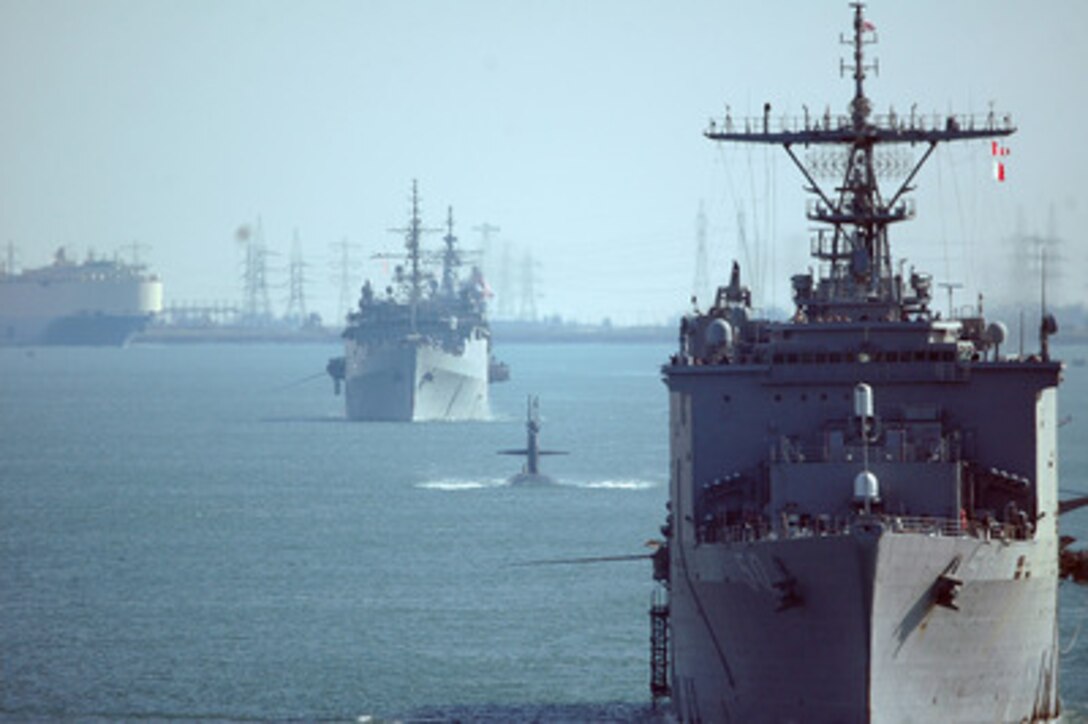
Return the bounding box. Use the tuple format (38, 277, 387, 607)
(991, 141, 1011, 182)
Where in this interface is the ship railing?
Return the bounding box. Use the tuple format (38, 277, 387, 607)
(705, 111, 1014, 137)
(892, 515, 1035, 541)
(698, 513, 1018, 545)
(806, 198, 916, 224)
(699, 519, 774, 544)
(887, 515, 964, 537)
(771, 440, 964, 465)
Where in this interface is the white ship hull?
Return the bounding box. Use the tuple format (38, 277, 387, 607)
(0, 271, 163, 346)
(343, 335, 489, 421)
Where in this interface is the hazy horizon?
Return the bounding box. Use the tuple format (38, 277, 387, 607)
(2, 0, 1085, 326)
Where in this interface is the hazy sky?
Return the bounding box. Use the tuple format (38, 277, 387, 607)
(1, 0, 1085, 325)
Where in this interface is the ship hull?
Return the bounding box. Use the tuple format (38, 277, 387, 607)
(0, 274, 162, 346)
(1, 312, 154, 346)
(343, 335, 489, 421)
(669, 528, 1060, 723)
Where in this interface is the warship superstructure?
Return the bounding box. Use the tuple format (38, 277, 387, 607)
(329, 182, 490, 421)
(653, 5, 1062, 721)
(0, 248, 163, 346)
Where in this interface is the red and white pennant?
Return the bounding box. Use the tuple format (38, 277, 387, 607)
(992, 140, 1011, 182)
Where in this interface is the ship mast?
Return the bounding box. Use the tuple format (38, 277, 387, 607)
(441, 206, 461, 299)
(705, 2, 1016, 321)
(384, 180, 438, 331)
(406, 180, 424, 328)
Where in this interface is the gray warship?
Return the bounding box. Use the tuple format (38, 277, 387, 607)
(499, 396, 568, 486)
(651, 5, 1063, 721)
(328, 181, 490, 421)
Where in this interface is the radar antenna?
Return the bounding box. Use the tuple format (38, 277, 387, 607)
(441, 206, 462, 299)
(379, 180, 441, 331)
(705, 2, 1015, 323)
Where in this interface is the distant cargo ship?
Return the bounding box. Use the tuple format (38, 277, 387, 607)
(328, 181, 490, 421)
(0, 248, 163, 346)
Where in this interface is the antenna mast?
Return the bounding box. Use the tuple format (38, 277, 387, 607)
(705, 2, 1015, 323)
(441, 206, 462, 298)
(384, 180, 440, 331)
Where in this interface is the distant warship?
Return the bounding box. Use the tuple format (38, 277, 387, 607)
(498, 396, 567, 486)
(327, 181, 490, 421)
(651, 5, 1063, 721)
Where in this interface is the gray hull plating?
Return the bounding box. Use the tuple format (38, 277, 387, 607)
(670, 528, 1059, 722)
(344, 336, 488, 421)
(664, 365, 1062, 722)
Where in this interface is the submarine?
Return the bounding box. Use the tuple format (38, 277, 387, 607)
(498, 396, 567, 486)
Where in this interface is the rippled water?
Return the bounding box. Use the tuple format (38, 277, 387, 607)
(1, 341, 1086, 722)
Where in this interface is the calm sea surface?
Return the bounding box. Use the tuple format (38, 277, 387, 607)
(1, 341, 1087, 722)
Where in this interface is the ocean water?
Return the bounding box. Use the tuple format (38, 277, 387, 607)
(1, 341, 1087, 722)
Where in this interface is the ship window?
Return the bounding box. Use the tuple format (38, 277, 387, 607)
(928, 351, 941, 362)
(887, 351, 899, 362)
(773, 354, 783, 364)
(801, 353, 813, 364)
(820, 392, 828, 401)
(830, 353, 842, 363)
(800, 393, 808, 401)
(723, 394, 731, 403)
(942, 350, 955, 362)
(786, 353, 798, 364)
(774, 394, 782, 402)
(914, 350, 926, 362)
(872, 351, 884, 362)
(815, 353, 827, 363)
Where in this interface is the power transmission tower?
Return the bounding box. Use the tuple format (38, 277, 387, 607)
(473, 221, 501, 284)
(284, 229, 308, 324)
(331, 236, 362, 324)
(497, 241, 514, 319)
(518, 250, 541, 321)
(237, 217, 273, 324)
(3, 242, 17, 276)
(1008, 205, 1065, 308)
(693, 201, 710, 306)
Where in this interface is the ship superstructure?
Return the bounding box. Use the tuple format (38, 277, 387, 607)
(0, 247, 163, 346)
(653, 5, 1062, 721)
(329, 181, 490, 421)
